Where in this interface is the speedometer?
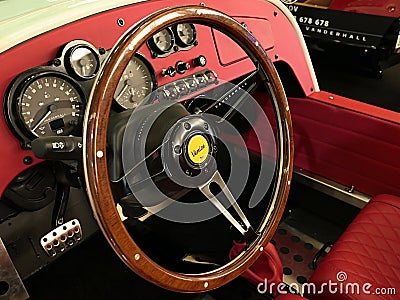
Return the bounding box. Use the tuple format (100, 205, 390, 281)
(114, 53, 157, 110)
(5, 71, 85, 141)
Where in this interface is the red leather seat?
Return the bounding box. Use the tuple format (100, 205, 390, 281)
(307, 194, 400, 300)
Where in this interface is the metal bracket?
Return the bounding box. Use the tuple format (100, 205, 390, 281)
(0, 238, 29, 300)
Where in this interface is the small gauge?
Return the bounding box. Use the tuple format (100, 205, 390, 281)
(148, 28, 174, 54)
(174, 23, 197, 47)
(68, 45, 99, 79)
(6, 72, 85, 140)
(114, 53, 157, 110)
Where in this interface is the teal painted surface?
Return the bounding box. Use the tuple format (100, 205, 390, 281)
(0, 0, 69, 23)
(0, 0, 144, 53)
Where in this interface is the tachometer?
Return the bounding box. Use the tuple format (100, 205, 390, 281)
(5, 71, 85, 142)
(114, 53, 157, 110)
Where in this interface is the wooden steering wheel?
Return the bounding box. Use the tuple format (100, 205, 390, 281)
(83, 5, 293, 292)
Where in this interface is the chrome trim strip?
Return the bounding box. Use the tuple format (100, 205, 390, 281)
(294, 168, 371, 208)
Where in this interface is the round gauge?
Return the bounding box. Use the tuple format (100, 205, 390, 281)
(149, 28, 174, 54)
(68, 45, 99, 79)
(175, 23, 197, 46)
(114, 53, 157, 110)
(8, 73, 85, 139)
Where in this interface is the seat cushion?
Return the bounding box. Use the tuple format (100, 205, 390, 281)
(307, 194, 400, 300)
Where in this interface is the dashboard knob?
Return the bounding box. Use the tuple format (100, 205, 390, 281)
(176, 61, 190, 74)
(193, 55, 207, 67)
(161, 66, 176, 77)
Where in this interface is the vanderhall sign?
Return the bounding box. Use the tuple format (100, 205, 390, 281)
(282, 0, 400, 52)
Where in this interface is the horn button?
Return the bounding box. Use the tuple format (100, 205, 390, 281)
(161, 115, 217, 188)
(186, 134, 209, 165)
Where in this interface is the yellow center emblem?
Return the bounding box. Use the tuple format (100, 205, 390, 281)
(187, 135, 209, 164)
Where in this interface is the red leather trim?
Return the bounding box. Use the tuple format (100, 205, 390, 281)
(308, 194, 400, 300)
(246, 93, 400, 197)
(309, 91, 400, 125)
(371, 194, 400, 209)
(289, 96, 400, 196)
(229, 241, 283, 296)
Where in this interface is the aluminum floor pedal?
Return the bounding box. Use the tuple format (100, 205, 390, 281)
(40, 219, 82, 257)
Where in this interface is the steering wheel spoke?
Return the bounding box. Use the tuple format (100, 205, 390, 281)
(199, 170, 258, 243)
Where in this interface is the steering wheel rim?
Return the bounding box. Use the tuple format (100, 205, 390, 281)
(83, 5, 293, 292)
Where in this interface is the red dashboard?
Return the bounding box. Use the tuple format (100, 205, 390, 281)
(1, 0, 398, 201)
(0, 0, 317, 197)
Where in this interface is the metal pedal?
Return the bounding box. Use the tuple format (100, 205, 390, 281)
(0, 238, 29, 300)
(40, 219, 82, 257)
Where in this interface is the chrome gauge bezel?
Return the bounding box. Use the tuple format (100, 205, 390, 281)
(58, 40, 106, 81)
(147, 27, 175, 55)
(173, 23, 197, 47)
(147, 23, 198, 58)
(4, 67, 86, 145)
(66, 43, 100, 80)
(113, 52, 158, 110)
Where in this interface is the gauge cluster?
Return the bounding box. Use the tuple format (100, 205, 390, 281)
(3, 40, 160, 146)
(4, 40, 106, 146)
(147, 23, 197, 58)
(3, 24, 205, 147)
